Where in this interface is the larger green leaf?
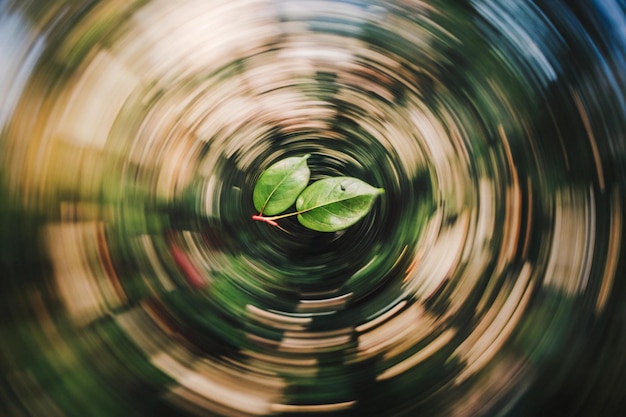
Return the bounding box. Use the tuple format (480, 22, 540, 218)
(296, 177, 384, 232)
(253, 154, 310, 215)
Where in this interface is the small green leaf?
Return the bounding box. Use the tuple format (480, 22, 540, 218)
(295, 177, 384, 232)
(253, 154, 311, 215)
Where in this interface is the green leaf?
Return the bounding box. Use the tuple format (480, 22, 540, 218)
(295, 177, 384, 232)
(253, 154, 311, 215)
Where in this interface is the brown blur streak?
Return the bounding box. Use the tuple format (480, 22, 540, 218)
(497, 124, 523, 270)
(522, 176, 533, 260)
(572, 89, 605, 191)
(596, 185, 622, 312)
(97, 222, 128, 304)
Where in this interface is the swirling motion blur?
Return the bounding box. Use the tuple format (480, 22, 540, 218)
(1, 0, 625, 416)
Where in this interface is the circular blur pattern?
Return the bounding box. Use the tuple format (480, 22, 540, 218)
(1, 0, 625, 416)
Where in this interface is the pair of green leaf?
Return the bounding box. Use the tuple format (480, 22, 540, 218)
(252, 154, 384, 232)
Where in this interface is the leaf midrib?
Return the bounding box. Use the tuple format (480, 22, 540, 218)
(298, 189, 375, 216)
(261, 162, 304, 214)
